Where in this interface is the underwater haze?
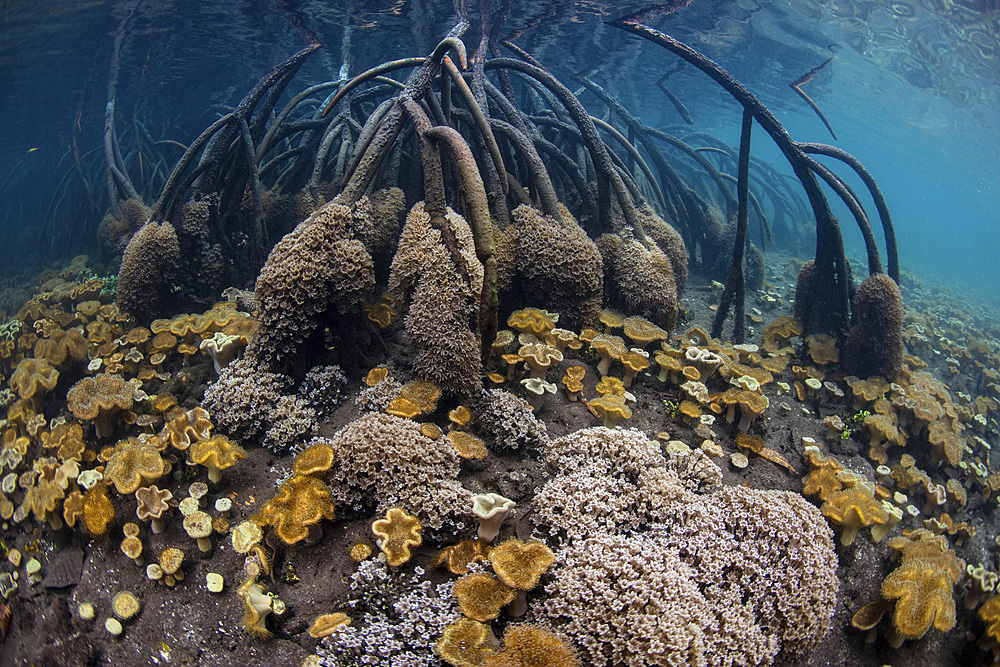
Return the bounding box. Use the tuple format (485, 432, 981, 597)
(1, 0, 999, 304)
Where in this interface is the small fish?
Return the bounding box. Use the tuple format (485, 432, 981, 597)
(26, 147, 38, 153)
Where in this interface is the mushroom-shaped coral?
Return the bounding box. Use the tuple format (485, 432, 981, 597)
(372, 507, 423, 567)
(9, 358, 60, 409)
(489, 539, 555, 591)
(292, 442, 336, 476)
(435, 618, 494, 667)
(254, 474, 336, 545)
(105, 440, 166, 495)
(67, 373, 133, 438)
(237, 578, 279, 637)
(560, 366, 585, 402)
(622, 316, 667, 350)
(184, 510, 214, 552)
(590, 334, 626, 376)
(189, 436, 246, 484)
(761, 316, 802, 353)
(448, 431, 488, 460)
(162, 407, 213, 451)
(521, 377, 557, 411)
(619, 349, 650, 388)
(135, 485, 172, 534)
(821, 484, 889, 546)
(454, 572, 517, 621)
(805, 333, 839, 366)
(518, 343, 563, 379)
(482, 624, 580, 667)
(83, 483, 115, 535)
(508, 308, 557, 338)
(881, 530, 964, 646)
(588, 394, 632, 428)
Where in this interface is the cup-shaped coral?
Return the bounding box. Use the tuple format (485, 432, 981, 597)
(105, 440, 166, 495)
(471, 493, 515, 542)
(67, 373, 134, 439)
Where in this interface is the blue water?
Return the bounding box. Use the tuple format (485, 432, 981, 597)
(0, 0, 998, 304)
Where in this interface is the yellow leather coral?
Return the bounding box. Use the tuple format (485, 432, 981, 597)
(162, 407, 213, 450)
(189, 436, 246, 483)
(9, 357, 60, 407)
(254, 474, 335, 545)
(104, 440, 166, 494)
(435, 618, 494, 667)
(489, 538, 555, 591)
(453, 572, 517, 621)
(483, 624, 580, 667)
(371, 507, 423, 566)
(820, 483, 888, 546)
(66, 373, 134, 438)
(292, 442, 336, 475)
(881, 529, 964, 646)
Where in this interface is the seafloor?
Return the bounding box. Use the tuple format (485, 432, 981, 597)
(0, 251, 997, 667)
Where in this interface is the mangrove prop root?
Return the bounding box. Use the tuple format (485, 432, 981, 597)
(712, 108, 752, 343)
(609, 13, 853, 337)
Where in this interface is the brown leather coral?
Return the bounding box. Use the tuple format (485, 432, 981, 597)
(453, 572, 517, 621)
(189, 436, 246, 483)
(821, 484, 889, 546)
(105, 440, 166, 495)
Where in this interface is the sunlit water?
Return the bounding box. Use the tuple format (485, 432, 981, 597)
(0, 0, 997, 306)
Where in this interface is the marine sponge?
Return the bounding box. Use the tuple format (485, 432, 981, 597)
(254, 197, 375, 368)
(117, 221, 180, 320)
(503, 204, 604, 330)
(388, 201, 483, 397)
(595, 233, 679, 331)
(321, 412, 471, 530)
(635, 202, 688, 296)
(843, 273, 904, 381)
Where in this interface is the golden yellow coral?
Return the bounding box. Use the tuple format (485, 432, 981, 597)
(761, 316, 802, 353)
(805, 333, 839, 365)
(622, 316, 667, 350)
(42, 422, 86, 462)
(821, 484, 889, 546)
(979, 595, 1000, 655)
(161, 407, 213, 450)
(483, 624, 580, 667)
(372, 507, 422, 566)
(435, 539, 489, 575)
(9, 357, 59, 406)
(255, 475, 336, 545)
(802, 465, 844, 501)
(83, 483, 115, 535)
(237, 578, 278, 637)
(387, 380, 442, 418)
(597, 308, 624, 333)
(308, 612, 351, 638)
(435, 618, 494, 667)
(66, 373, 133, 438)
(453, 572, 517, 621)
(590, 334, 626, 376)
(448, 406, 473, 428)
(489, 539, 555, 591)
(105, 440, 166, 494)
(447, 431, 488, 459)
(189, 436, 246, 483)
(362, 301, 396, 328)
(293, 443, 336, 475)
(365, 367, 389, 387)
(34, 327, 88, 367)
(518, 343, 563, 379)
(588, 394, 631, 429)
(508, 308, 557, 337)
(882, 530, 964, 646)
